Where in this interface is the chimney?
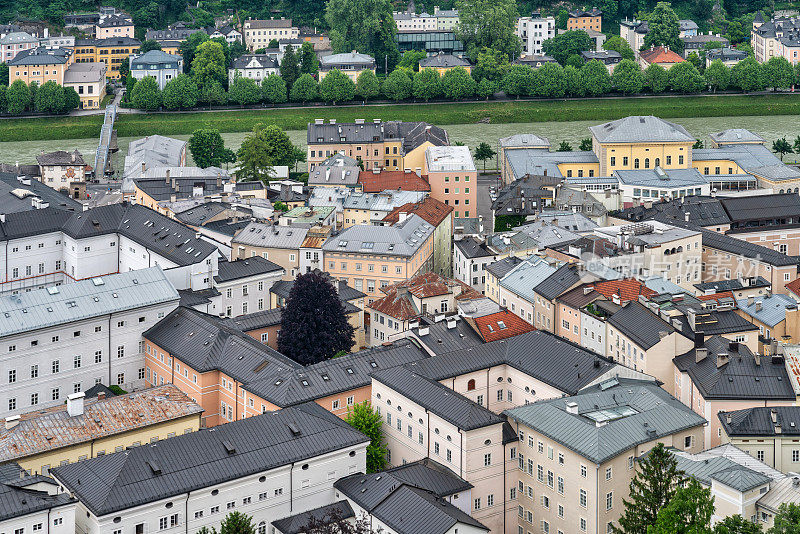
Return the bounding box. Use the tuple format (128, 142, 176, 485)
(754, 353, 761, 366)
(142, 161, 146, 173)
(4, 415, 20, 430)
(695, 347, 708, 363)
(566, 402, 578, 415)
(716, 353, 729, 368)
(747, 295, 755, 306)
(418, 326, 430, 336)
(771, 409, 778, 423)
(165, 168, 170, 184)
(756, 301, 762, 312)
(67, 392, 85, 417)
(97, 391, 106, 401)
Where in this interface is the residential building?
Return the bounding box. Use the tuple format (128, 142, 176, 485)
(381, 196, 454, 276)
(123, 135, 187, 189)
(279, 206, 336, 228)
(229, 53, 279, 84)
(319, 52, 377, 82)
(8, 47, 72, 85)
(310, 153, 361, 190)
(129, 49, 183, 90)
(0, 171, 82, 213)
(213, 257, 285, 317)
(434, 7, 460, 30)
(367, 272, 481, 345)
(512, 54, 558, 68)
(674, 337, 797, 449)
(0, 267, 180, 417)
(638, 45, 686, 69)
(616, 167, 711, 207)
(425, 145, 478, 219)
(568, 7, 602, 32)
(95, 13, 134, 39)
(581, 49, 622, 72)
(0, 384, 202, 475)
(73, 37, 140, 79)
(683, 34, 730, 57)
(0, 31, 39, 62)
(208, 25, 242, 44)
(499, 134, 551, 184)
(752, 12, 800, 64)
(735, 293, 797, 342)
(62, 61, 107, 109)
(36, 150, 87, 191)
(342, 190, 428, 228)
(454, 233, 540, 295)
(322, 214, 436, 302)
(620, 19, 649, 57)
(418, 51, 472, 74)
(243, 18, 299, 51)
(679, 19, 699, 37)
(393, 10, 437, 31)
(51, 402, 369, 534)
(505, 378, 705, 534)
(719, 406, 800, 473)
(358, 168, 431, 194)
(307, 119, 449, 172)
(144, 22, 206, 45)
(706, 47, 749, 66)
(232, 223, 309, 280)
(0, 463, 76, 534)
(515, 13, 555, 56)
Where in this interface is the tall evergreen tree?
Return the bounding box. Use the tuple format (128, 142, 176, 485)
(612, 442, 685, 534)
(299, 42, 319, 75)
(280, 45, 300, 90)
(643, 2, 683, 53)
(277, 272, 355, 365)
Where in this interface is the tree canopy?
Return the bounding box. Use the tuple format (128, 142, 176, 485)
(454, 0, 521, 61)
(643, 2, 683, 53)
(189, 128, 235, 168)
(543, 30, 593, 66)
(236, 123, 298, 182)
(319, 69, 356, 103)
(130, 76, 162, 111)
(325, 0, 399, 72)
(345, 402, 387, 473)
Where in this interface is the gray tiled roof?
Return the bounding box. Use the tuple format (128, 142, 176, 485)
(320, 52, 376, 68)
(694, 277, 770, 292)
(231, 53, 278, 70)
(504, 148, 598, 180)
(735, 294, 795, 327)
(499, 257, 558, 302)
(671, 450, 771, 492)
(52, 403, 370, 516)
(322, 214, 434, 257)
(500, 133, 550, 148)
(512, 220, 581, 248)
(272, 500, 355, 533)
(223, 307, 283, 330)
(693, 225, 800, 266)
(454, 236, 495, 259)
(8, 47, 69, 66)
(673, 336, 795, 400)
(0, 464, 74, 521)
(419, 52, 470, 68)
(693, 145, 800, 182)
(486, 256, 524, 279)
(131, 49, 182, 67)
(412, 319, 484, 355)
(232, 222, 309, 249)
(615, 167, 707, 188)
(607, 301, 678, 350)
(708, 129, 764, 145)
(270, 276, 366, 303)
(721, 193, 800, 223)
(307, 121, 448, 154)
(720, 406, 800, 437)
(534, 263, 584, 301)
(505, 378, 706, 463)
(589, 116, 694, 144)
(612, 196, 731, 227)
(214, 257, 283, 283)
(0, 173, 82, 214)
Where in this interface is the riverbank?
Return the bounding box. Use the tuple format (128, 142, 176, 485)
(3, 94, 800, 142)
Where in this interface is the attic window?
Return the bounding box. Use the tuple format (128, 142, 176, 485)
(92, 277, 104, 286)
(346, 368, 354, 374)
(339, 241, 348, 247)
(321, 374, 330, 381)
(497, 321, 507, 329)
(66, 301, 77, 308)
(370, 361, 378, 368)
(487, 324, 494, 332)
(274, 379, 282, 386)
(301, 380, 310, 387)
(46, 286, 59, 295)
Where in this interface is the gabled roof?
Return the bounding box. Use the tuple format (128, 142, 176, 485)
(639, 46, 686, 65)
(51, 403, 369, 516)
(322, 214, 434, 257)
(673, 336, 795, 400)
(0, 464, 74, 521)
(607, 301, 678, 350)
(36, 149, 85, 166)
(486, 256, 524, 279)
(369, 272, 481, 320)
(590, 115, 693, 144)
(214, 257, 284, 283)
(670, 447, 773, 493)
(590, 278, 656, 302)
(419, 52, 471, 68)
(499, 256, 558, 301)
(535, 263, 587, 301)
(232, 222, 309, 250)
(271, 501, 355, 533)
(473, 310, 535, 342)
(720, 193, 800, 223)
(505, 378, 705, 464)
(720, 406, 800, 437)
(359, 170, 431, 194)
(270, 273, 366, 303)
(696, 226, 800, 266)
(382, 197, 452, 227)
(454, 236, 495, 259)
(736, 294, 795, 327)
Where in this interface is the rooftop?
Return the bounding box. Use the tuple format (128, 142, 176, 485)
(0, 463, 74, 522)
(425, 145, 476, 172)
(382, 196, 452, 227)
(590, 115, 693, 144)
(720, 406, 800, 437)
(232, 222, 309, 250)
(359, 169, 431, 193)
(322, 214, 434, 257)
(638, 46, 686, 65)
(472, 310, 535, 342)
(607, 301, 679, 350)
(214, 257, 284, 284)
(615, 167, 708, 188)
(736, 293, 796, 327)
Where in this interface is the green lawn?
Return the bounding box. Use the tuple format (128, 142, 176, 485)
(3, 94, 800, 142)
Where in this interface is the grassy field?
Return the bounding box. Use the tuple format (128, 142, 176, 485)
(3, 94, 800, 142)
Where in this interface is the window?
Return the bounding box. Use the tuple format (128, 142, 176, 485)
(579, 489, 587, 508)
(684, 435, 693, 449)
(557, 476, 564, 495)
(793, 450, 799, 462)
(605, 467, 612, 480)
(606, 491, 613, 510)
(7, 369, 15, 383)
(580, 464, 587, 478)
(580, 518, 587, 531)
(474, 498, 481, 510)
(757, 450, 765, 462)
(484, 453, 492, 466)
(51, 360, 60, 374)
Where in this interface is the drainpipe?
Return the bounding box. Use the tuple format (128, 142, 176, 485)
(185, 491, 190, 534)
(459, 429, 464, 478)
(289, 462, 295, 513)
(107, 314, 112, 385)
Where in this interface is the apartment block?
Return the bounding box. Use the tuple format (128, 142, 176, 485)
(425, 145, 478, 219)
(516, 13, 555, 56)
(719, 406, 800, 473)
(242, 18, 299, 51)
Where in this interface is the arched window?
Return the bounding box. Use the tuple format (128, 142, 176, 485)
(467, 379, 476, 391)
(634, 158, 640, 169)
(655, 158, 660, 167)
(677, 246, 683, 252)
(780, 189, 785, 194)
(258, 522, 267, 534)
(644, 158, 650, 169)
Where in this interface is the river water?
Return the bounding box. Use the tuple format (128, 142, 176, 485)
(2, 114, 800, 170)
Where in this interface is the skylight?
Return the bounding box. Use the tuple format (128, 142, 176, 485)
(497, 321, 507, 329)
(583, 406, 638, 423)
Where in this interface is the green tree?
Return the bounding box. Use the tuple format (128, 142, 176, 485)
(612, 58, 644, 94)
(565, 54, 585, 69)
(603, 36, 636, 61)
(237, 123, 298, 182)
(543, 30, 593, 66)
(643, 2, 683, 53)
(27, 82, 38, 111)
(535, 62, 565, 97)
(320, 69, 356, 103)
(345, 402, 387, 473)
(381, 69, 412, 100)
(289, 73, 319, 102)
(773, 138, 793, 161)
(412, 68, 442, 101)
(714, 515, 762, 534)
(0, 85, 6, 112)
(228, 76, 261, 106)
(732, 57, 764, 92)
(558, 141, 573, 151)
(200, 81, 227, 108)
(555, 9, 569, 29)
(262, 74, 288, 105)
(500, 65, 535, 98)
(474, 142, 496, 171)
(581, 60, 612, 96)
(441, 66, 477, 100)
(687, 52, 704, 72)
(218, 510, 255, 534)
(0, 63, 8, 86)
(118, 57, 130, 79)
(191, 40, 226, 89)
(130, 76, 161, 111)
(793, 136, 800, 156)
(355, 70, 380, 100)
(644, 64, 669, 93)
(705, 60, 730, 92)
(34, 80, 64, 114)
(180, 32, 210, 74)
(650, 478, 714, 534)
(139, 39, 162, 53)
(189, 128, 235, 168)
(767, 503, 800, 534)
(563, 65, 584, 96)
(229, 42, 247, 64)
(63, 86, 80, 112)
(268, 38, 280, 49)
(299, 42, 319, 75)
(161, 74, 199, 110)
(612, 443, 685, 534)
(763, 56, 794, 91)
(325, 0, 399, 73)
(472, 47, 510, 82)
(454, 0, 521, 61)
(693, 139, 704, 149)
(579, 138, 593, 151)
(370, 14, 401, 74)
(669, 62, 705, 93)
(494, 214, 526, 230)
(280, 44, 300, 90)
(397, 50, 428, 72)
(476, 78, 497, 99)
(273, 201, 289, 212)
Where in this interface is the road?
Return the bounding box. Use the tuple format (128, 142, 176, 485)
(477, 172, 501, 231)
(84, 182, 123, 208)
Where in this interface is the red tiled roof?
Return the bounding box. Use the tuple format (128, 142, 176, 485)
(474, 310, 535, 342)
(589, 279, 656, 302)
(786, 278, 800, 298)
(382, 196, 453, 227)
(639, 46, 685, 65)
(696, 290, 735, 301)
(369, 272, 481, 319)
(358, 170, 432, 193)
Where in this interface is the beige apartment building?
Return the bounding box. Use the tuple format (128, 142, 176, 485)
(719, 406, 800, 473)
(505, 378, 705, 534)
(8, 47, 73, 85)
(231, 222, 310, 280)
(0, 385, 202, 476)
(242, 18, 299, 51)
(425, 145, 478, 219)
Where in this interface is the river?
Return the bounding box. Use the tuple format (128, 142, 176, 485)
(2, 114, 800, 171)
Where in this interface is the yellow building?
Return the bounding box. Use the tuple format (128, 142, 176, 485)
(306, 119, 449, 172)
(417, 52, 472, 75)
(567, 7, 602, 32)
(0, 385, 203, 476)
(73, 36, 140, 79)
(318, 52, 377, 82)
(8, 47, 73, 86)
